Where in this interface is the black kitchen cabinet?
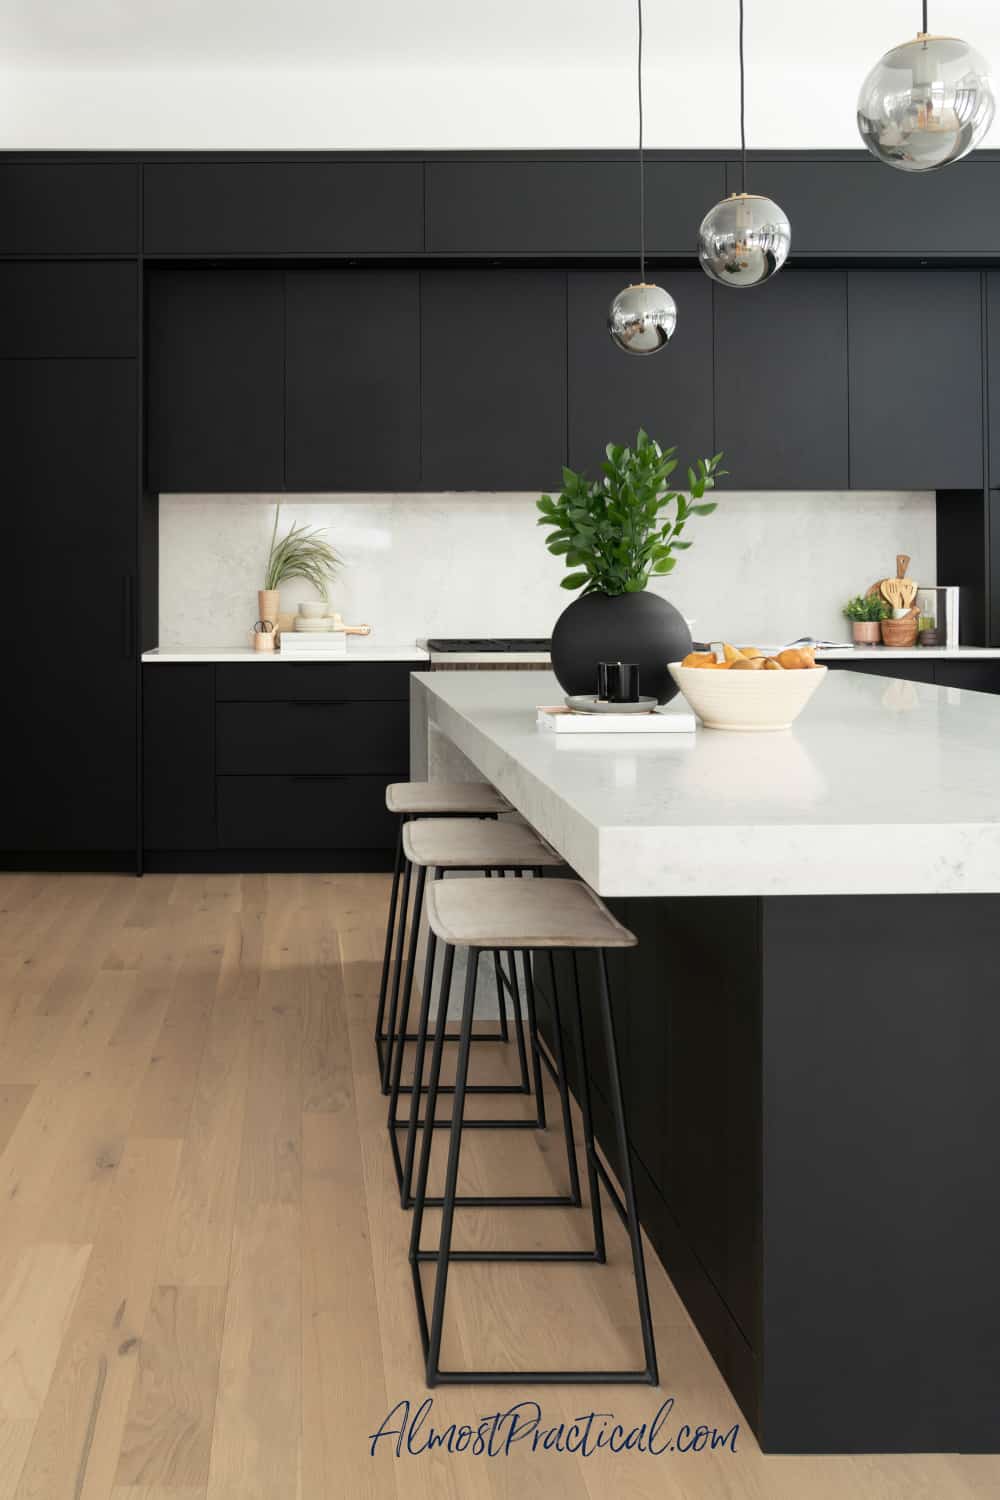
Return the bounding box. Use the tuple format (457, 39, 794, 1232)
(217, 774, 400, 850)
(216, 700, 409, 775)
(421, 270, 567, 490)
(986, 273, 1000, 487)
(715, 270, 849, 489)
(426, 160, 724, 256)
(848, 271, 983, 490)
(1, 359, 137, 857)
(726, 158, 1000, 259)
(147, 268, 284, 492)
(0, 262, 137, 358)
(143, 665, 217, 850)
(567, 269, 714, 476)
(143, 162, 424, 256)
(0, 162, 138, 254)
(285, 270, 420, 491)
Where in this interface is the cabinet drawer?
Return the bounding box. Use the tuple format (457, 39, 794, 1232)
(217, 774, 399, 849)
(144, 163, 423, 255)
(216, 700, 409, 775)
(0, 262, 137, 358)
(215, 662, 413, 702)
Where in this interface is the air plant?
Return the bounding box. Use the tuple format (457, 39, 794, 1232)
(263, 504, 342, 598)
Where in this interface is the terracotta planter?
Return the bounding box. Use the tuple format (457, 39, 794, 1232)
(258, 588, 280, 627)
(851, 621, 881, 645)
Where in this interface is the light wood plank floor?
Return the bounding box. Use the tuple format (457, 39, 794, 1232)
(0, 872, 995, 1500)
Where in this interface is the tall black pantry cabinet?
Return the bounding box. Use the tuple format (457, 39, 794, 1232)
(0, 167, 139, 864)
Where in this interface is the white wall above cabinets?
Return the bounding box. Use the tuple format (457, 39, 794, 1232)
(2, 1, 998, 150)
(158, 490, 935, 651)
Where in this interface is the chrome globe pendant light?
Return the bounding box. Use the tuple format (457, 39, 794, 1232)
(697, 0, 791, 288)
(857, 0, 994, 172)
(608, 0, 677, 354)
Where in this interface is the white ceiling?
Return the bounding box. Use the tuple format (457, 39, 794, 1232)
(0, 0, 997, 150)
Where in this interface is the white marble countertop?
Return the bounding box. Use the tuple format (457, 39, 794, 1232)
(414, 668, 1000, 898)
(142, 642, 429, 663)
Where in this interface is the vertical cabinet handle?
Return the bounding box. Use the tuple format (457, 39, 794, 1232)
(122, 574, 136, 659)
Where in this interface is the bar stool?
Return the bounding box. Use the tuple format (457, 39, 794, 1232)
(388, 818, 581, 1211)
(408, 875, 658, 1388)
(376, 781, 511, 1092)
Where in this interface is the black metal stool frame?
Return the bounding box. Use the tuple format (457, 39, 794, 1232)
(375, 812, 512, 1092)
(408, 942, 658, 1387)
(387, 867, 580, 1210)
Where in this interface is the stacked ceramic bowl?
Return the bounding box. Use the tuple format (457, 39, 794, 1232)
(294, 602, 334, 632)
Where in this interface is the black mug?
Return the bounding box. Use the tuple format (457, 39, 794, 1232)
(597, 661, 640, 703)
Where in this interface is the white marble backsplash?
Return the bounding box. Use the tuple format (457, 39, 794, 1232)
(157, 490, 937, 649)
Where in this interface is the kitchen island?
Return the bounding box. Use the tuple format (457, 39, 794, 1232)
(411, 668, 1000, 1454)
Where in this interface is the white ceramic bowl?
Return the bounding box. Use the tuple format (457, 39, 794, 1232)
(668, 662, 827, 731)
(297, 601, 328, 619)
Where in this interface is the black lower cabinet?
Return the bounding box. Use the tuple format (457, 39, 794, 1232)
(143, 665, 216, 850)
(217, 774, 399, 849)
(143, 662, 409, 867)
(2, 359, 137, 864)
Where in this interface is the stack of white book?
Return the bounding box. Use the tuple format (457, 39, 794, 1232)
(536, 705, 696, 734)
(279, 631, 348, 658)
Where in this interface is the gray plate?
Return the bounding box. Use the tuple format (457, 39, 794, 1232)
(564, 694, 659, 715)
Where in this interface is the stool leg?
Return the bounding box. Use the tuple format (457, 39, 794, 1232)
(374, 817, 405, 1071)
(530, 950, 581, 1205)
(595, 949, 658, 1384)
(426, 947, 480, 1385)
(386, 862, 428, 1186)
(398, 873, 444, 1207)
(568, 950, 606, 1263)
(380, 851, 413, 1094)
(518, 950, 548, 1130)
(408, 941, 457, 1356)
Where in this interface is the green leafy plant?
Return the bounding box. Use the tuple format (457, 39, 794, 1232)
(843, 593, 890, 623)
(264, 504, 342, 597)
(536, 430, 725, 595)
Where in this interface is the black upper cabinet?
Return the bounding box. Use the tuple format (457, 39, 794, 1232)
(848, 271, 983, 490)
(0, 262, 137, 358)
(421, 270, 567, 490)
(426, 161, 724, 256)
(0, 163, 138, 254)
(728, 158, 1000, 258)
(715, 271, 848, 490)
(285, 270, 420, 490)
(567, 270, 713, 476)
(143, 163, 423, 255)
(147, 268, 284, 492)
(0, 360, 137, 854)
(987, 273, 1000, 487)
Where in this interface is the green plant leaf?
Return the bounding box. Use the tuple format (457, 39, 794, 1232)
(690, 502, 718, 515)
(560, 572, 590, 590)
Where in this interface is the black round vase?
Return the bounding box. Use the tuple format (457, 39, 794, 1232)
(550, 590, 692, 705)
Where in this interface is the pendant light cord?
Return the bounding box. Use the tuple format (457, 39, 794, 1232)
(739, 0, 747, 192)
(922, 0, 928, 33)
(637, 0, 646, 282)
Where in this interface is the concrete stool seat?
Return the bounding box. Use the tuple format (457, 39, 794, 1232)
(426, 876, 636, 949)
(403, 817, 562, 871)
(386, 781, 510, 816)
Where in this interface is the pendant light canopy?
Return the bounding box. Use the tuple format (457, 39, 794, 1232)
(857, 3, 994, 172)
(608, 0, 676, 354)
(697, 0, 790, 289)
